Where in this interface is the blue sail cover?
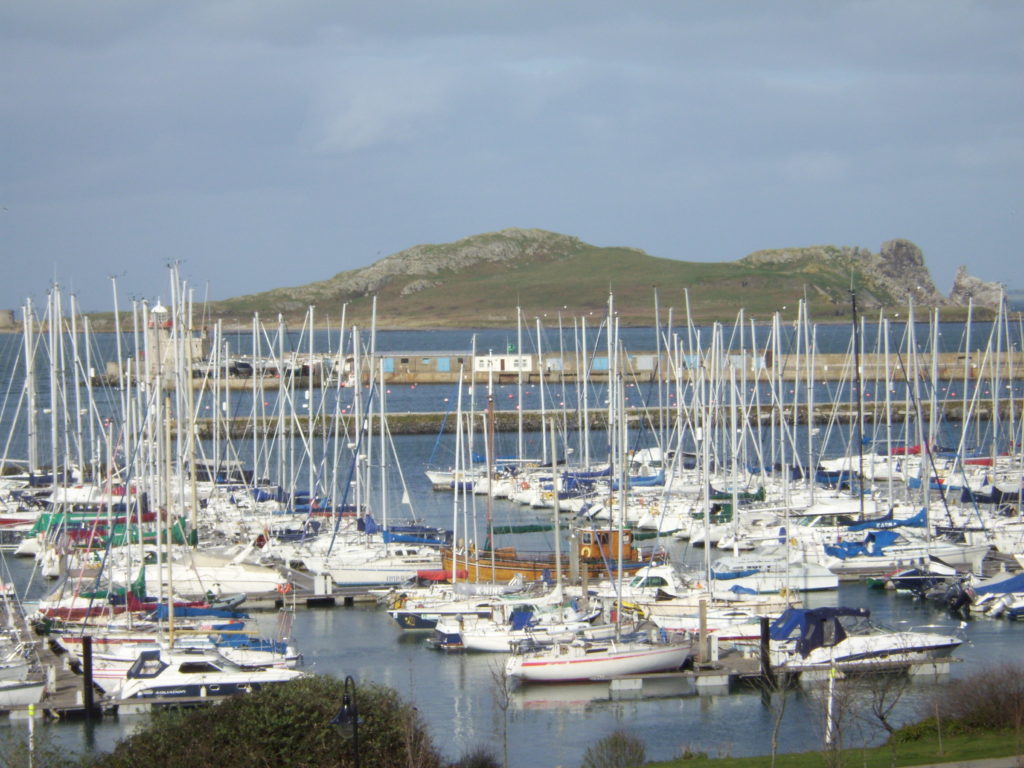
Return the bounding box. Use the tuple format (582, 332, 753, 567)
(972, 572, 1024, 595)
(728, 584, 758, 595)
(360, 514, 380, 535)
(148, 605, 249, 620)
(823, 529, 901, 560)
(509, 608, 535, 631)
(612, 470, 665, 490)
(845, 510, 894, 531)
(846, 507, 927, 532)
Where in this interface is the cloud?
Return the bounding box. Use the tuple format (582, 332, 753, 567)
(779, 151, 850, 184)
(306, 60, 456, 154)
(0, 0, 1022, 308)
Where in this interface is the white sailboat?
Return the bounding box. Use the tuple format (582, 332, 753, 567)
(505, 340, 691, 682)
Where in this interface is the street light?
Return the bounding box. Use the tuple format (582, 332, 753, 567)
(331, 675, 360, 768)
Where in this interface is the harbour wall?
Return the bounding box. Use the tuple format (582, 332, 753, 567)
(182, 400, 1024, 438)
(92, 350, 1024, 389)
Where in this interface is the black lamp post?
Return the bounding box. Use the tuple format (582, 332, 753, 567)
(331, 675, 360, 768)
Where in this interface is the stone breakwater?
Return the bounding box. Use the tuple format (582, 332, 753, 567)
(181, 400, 1022, 438)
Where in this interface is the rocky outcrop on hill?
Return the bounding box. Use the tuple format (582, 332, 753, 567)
(859, 239, 947, 306)
(400, 279, 441, 296)
(949, 265, 1005, 309)
(741, 244, 873, 267)
(741, 238, 947, 307)
(339, 228, 580, 294)
(242, 228, 582, 308)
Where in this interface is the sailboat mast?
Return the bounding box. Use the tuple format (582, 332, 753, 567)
(549, 416, 562, 587)
(850, 288, 865, 518)
(487, 366, 496, 578)
(883, 318, 894, 503)
(615, 343, 626, 638)
(516, 306, 523, 464)
(581, 316, 590, 469)
(23, 298, 37, 477)
(536, 316, 547, 466)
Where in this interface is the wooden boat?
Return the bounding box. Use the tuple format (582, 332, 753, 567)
(441, 527, 661, 584)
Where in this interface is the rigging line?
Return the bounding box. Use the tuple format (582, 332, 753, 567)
(890, 345, 957, 530)
(325, 386, 376, 557)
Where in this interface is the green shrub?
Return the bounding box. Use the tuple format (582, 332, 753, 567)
(893, 717, 975, 743)
(91, 675, 441, 768)
(581, 730, 646, 768)
(675, 744, 708, 760)
(448, 746, 502, 768)
(931, 663, 1024, 732)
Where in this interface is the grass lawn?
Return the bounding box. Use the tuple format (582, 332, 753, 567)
(645, 730, 1024, 768)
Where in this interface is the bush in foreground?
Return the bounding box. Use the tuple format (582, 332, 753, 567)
(893, 662, 1024, 745)
(92, 675, 442, 768)
(581, 730, 646, 768)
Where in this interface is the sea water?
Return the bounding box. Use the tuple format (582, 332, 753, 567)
(5, 432, 1020, 766)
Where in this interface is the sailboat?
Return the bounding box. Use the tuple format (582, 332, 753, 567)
(504, 344, 691, 682)
(503, 630, 692, 682)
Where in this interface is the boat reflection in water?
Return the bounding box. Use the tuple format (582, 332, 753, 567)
(510, 674, 696, 712)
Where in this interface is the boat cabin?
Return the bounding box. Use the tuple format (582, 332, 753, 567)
(577, 527, 638, 562)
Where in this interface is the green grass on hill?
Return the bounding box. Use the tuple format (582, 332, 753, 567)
(75, 230, 992, 331)
(204, 242, 912, 329)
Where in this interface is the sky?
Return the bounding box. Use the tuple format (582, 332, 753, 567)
(2, 1, 1022, 313)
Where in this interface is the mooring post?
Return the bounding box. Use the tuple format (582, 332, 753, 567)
(759, 617, 775, 687)
(82, 635, 97, 718)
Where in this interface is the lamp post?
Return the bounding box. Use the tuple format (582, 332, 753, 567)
(331, 675, 360, 768)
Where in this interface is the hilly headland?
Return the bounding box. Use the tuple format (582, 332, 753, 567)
(93, 229, 1009, 330)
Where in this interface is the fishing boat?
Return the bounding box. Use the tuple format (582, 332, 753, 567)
(440, 526, 661, 584)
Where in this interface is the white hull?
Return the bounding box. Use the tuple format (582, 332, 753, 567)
(0, 678, 45, 706)
(711, 555, 839, 593)
(505, 639, 691, 682)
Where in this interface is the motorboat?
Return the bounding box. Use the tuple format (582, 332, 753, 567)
(767, 606, 962, 670)
(108, 648, 305, 700)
